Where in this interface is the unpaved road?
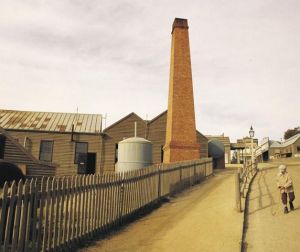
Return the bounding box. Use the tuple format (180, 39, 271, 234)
(80, 169, 243, 252)
(243, 163, 300, 252)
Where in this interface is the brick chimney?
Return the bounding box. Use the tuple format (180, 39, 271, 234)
(163, 18, 200, 163)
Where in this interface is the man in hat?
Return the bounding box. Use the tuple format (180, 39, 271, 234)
(277, 164, 295, 214)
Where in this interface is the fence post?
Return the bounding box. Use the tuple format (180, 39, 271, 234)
(235, 172, 241, 212)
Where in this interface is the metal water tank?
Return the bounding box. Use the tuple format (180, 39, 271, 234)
(116, 137, 153, 172)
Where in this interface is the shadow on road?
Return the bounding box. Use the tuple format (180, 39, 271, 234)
(247, 170, 277, 216)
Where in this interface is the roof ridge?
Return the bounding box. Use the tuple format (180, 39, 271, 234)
(0, 109, 102, 116)
(103, 112, 144, 132)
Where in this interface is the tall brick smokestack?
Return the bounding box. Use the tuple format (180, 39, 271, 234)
(163, 18, 200, 163)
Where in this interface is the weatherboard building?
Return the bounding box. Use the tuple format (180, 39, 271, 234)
(0, 109, 208, 179)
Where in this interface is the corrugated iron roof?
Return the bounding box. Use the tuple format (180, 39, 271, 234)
(0, 109, 102, 134)
(281, 133, 300, 147)
(269, 141, 282, 148)
(206, 135, 231, 145)
(269, 134, 300, 148)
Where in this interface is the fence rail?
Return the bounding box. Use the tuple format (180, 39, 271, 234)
(0, 158, 212, 251)
(235, 161, 258, 212)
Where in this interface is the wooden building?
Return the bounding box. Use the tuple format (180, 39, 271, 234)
(256, 134, 300, 161)
(231, 137, 258, 164)
(0, 109, 102, 177)
(0, 109, 208, 176)
(101, 111, 208, 172)
(0, 127, 55, 184)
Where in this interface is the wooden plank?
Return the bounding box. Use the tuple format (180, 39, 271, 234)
(91, 175, 97, 234)
(36, 177, 46, 251)
(47, 178, 56, 251)
(108, 174, 113, 225)
(104, 174, 110, 227)
(11, 181, 23, 251)
(24, 179, 34, 252)
(66, 177, 73, 248)
(146, 169, 150, 205)
(53, 178, 62, 250)
(126, 172, 131, 215)
(128, 171, 134, 214)
(0, 182, 9, 246)
(110, 174, 115, 226)
(53, 178, 61, 249)
(103, 174, 109, 229)
(3, 181, 17, 251)
(121, 172, 127, 218)
(14, 181, 29, 250)
(31, 179, 39, 252)
(117, 173, 123, 226)
(86, 174, 91, 235)
(75, 176, 81, 240)
(42, 178, 51, 252)
(58, 177, 66, 247)
(134, 170, 139, 211)
(87, 175, 93, 236)
(81, 176, 87, 237)
(98, 175, 105, 230)
(94, 175, 100, 230)
(128, 171, 133, 215)
(137, 170, 141, 209)
(140, 169, 143, 208)
(113, 174, 118, 225)
(63, 177, 70, 248)
(69, 176, 76, 244)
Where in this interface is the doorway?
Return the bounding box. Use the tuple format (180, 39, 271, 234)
(87, 153, 96, 174)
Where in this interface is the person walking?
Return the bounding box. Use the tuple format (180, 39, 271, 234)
(277, 164, 295, 214)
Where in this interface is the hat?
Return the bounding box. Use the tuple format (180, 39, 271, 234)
(278, 164, 287, 172)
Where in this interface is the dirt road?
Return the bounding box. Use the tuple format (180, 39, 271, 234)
(80, 169, 243, 252)
(243, 163, 300, 251)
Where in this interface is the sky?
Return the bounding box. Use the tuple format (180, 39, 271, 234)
(0, 0, 299, 142)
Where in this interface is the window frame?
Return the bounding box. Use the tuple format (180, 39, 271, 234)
(39, 140, 54, 162)
(114, 143, 118, 164)
(74, 142, 88, 164)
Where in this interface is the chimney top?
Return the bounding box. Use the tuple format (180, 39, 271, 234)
(172, 18, 189, 33)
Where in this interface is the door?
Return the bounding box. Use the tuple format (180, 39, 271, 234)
(87, 153, 96, 174)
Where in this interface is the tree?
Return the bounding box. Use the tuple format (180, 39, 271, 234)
(284, 127, 300, 140)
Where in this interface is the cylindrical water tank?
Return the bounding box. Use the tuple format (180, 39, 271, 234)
(116, 137, 152, 172)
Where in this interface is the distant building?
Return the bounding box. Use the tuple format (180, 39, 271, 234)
(231, 137, 258, 164)
(206, 135, 231, 165)
(101, 111, 208, 172)
(256, 134, 300, 161)
(0, 109, 208, 177)
(0, 109, 103, 177)
(0, 127, 55, 182)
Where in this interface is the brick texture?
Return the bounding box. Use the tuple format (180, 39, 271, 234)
(163, 18, 200, 163)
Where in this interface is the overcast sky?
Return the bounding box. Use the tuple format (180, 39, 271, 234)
(0, 0, 299, 142)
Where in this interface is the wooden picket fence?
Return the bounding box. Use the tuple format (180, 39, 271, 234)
(0, 158, 212, 251)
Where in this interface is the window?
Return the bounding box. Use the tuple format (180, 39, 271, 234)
(75, 142, 88, 164)
(297, 146, 300, 153)
(160, 145, 164, 163)
(39, 140, 53, 162)
(115, 143, 118, 164)
(0, 135, 6, 159)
